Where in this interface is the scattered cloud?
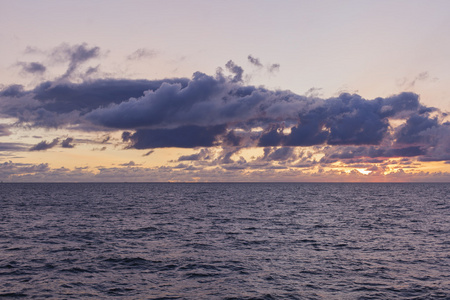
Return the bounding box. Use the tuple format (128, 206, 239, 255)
(119, 160, 141, 167)
(29, 138, 59, 151)
(397, 71, 437, 88)
(127, 48, 157, 60)
(0, 124, 12, 136)
(2, 59, 449, 165)
(1, 159, 449, 182)
(1, 48, 450, 181)
(267, 63, 280, 73)
(17, 62, 46, 75)
(248, 55, 263, 67)
(178, 149, 211, 161)
(247, 55, 280, 73)
(0, 142, 29, 152)
(61, 137, 75, 148)
(50, 43, 101, 80)
(143, 150, 154, 156)
(225, 60, 244, 83)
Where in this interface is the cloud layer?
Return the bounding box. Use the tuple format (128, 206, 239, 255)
(1, 50, 449, 172)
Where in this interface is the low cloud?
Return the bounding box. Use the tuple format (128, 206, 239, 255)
(17, 62, 46, 74)
(119, 161, 140, 167)
(178, 149, 211, 161)
(143, 150, 154, 156)
(1, 57, 449, 163)
(127, 48, 157, 60)
(2, 159, 450, 182)
(262, 147, 297, 161)
(0, 77, 188, 127)
(247, 55, 280, 73)
(122, 125, 227, 149)
(0, 124, 12, 136)
(267, 63, 280, 73)
(225, 60, 244, 83)
(61, 137, 75, 148)
(248, 55, 263, 67)
(0, 142, 29, 152)
(29, 138, 59, 151)
(398, 71, 435, 88)
(52, 43, 101, 80)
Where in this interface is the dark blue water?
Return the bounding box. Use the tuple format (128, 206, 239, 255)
(0, 183, 449, 299)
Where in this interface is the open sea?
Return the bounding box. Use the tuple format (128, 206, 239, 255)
(0, 183, 449, 299)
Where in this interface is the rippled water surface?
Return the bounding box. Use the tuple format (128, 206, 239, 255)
(0, 183, 449, 299)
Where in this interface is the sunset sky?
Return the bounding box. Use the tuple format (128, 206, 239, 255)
(1, 0, 450, 182)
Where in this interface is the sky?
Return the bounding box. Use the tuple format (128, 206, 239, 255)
(0, 0, 450, 182)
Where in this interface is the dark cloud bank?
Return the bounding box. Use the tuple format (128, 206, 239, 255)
(1, 59, 449, 163)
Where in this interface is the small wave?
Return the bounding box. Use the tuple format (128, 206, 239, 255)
(102, 257, 162, 270)
(0, 292, 27, 298)
(185, 272, 220, 279)
(178, 263, 221, 272)
(124, 226, 158, 233)
(0, 270, 33, 276)
(5, 247, 33, 252)
(60, 267, 93, 273)
(106, 287, 135, 296)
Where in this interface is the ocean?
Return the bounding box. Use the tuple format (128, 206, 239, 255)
(0, 183, 449, 299)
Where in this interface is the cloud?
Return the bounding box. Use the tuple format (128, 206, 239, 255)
(262, 147, 297, 161)
(119, 161, 140, 167)
(398, 71, 433, 88)
(323, 145, 427, 163)
(74, 70, 450, 160)
(2, 62, 449, 162)
(0, 84, 26, 98)
(416, 123, 450, 161)
(61, 137, 75, 148)
(248, 55, 263, 67)
(0, 77, 189, 127)
(0, 124, 12, 136)
(267, 63, 280, 73)
(17, 62, 46, 74)
(0, 161, 50, 180)
(51, 43, 101, 80)
(395, 114, 438, 145)
(85, 72, 430, 150)
(84, 65, 100, 77)
(127, 48, 157, 60)
(122, 125, 227, 149)
(143, 150, 154, 156)
(92, 146, 107, 151)
(247, 55, 280, 73)
(23, 46, 44, 55)
(0, 142, 29, 152)
(178, 149, 211, 161)
(305, 87, 323, 98)
(258, 92, 422, 147)
(225, 60, 244, 83)
(29, 138, 59, 151)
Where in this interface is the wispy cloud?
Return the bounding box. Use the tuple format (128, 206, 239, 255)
(127, 48, 157, 60)
(29, 138, 59, 151)
(16, 62, 46, 75)
(247, 55, 263, 67)
(51, 43, 101, 80)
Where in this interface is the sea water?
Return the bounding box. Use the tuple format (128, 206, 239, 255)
(0, 183, 449, 299)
